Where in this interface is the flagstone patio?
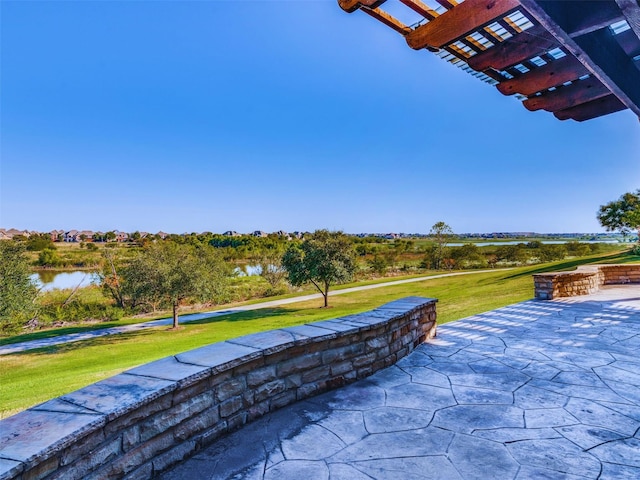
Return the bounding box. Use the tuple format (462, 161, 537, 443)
(162, 286, 640, 480)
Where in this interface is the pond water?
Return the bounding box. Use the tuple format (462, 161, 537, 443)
(31, 271, 101, 292)
(32, 265, 266, 291)
(448, 240, 623, 247)
(234, 265, 262, 276)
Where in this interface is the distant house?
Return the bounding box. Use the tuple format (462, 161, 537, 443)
(50, 230, 65, 242)
(5, 228, 29, 239)
(114, 231, 129, 242)
(77, 230, 94, 241)
(64, 230, 79, 242)
(0, 229, 9, 240)
(251, 230, 267, 238)
(156, 231, 169, 240)
(222, 230, 240, 237)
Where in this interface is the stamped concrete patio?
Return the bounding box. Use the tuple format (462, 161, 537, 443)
(162, 286, 640, 480)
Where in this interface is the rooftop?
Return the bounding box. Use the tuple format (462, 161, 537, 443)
(163, 285, 640, 479)
(338, 0, 640, 122)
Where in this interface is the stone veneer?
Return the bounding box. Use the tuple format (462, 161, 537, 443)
(533, 263, 640, 300)
(0, 296, 437, 480)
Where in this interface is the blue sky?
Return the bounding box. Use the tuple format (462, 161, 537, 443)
(1, 0, 638, 235)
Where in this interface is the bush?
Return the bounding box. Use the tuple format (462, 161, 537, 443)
(263, 285, 289, 297)
(26, 236, 55, 251)
(367, 255, 388, 276)
(37, 249, 61, 267)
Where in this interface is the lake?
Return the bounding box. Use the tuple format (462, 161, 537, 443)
(31, 271, 101, 291)
(32, 265, 264, 291)
(448, 240, 623, 247)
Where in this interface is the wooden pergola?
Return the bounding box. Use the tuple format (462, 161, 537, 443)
(338, 0, 640, 122)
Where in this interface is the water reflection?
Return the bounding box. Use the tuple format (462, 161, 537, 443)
(234, 265, 262, 277)
(31, 271, 101, 291)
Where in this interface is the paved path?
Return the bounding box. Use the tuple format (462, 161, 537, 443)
(162, 286, 640, 480)
(0, 270, 495, 355)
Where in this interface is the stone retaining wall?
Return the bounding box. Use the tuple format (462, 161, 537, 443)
(0, 296, 437, 480)
(533, 264, 640, 300)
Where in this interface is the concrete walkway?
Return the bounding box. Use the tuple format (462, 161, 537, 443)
(0, 270, 496, 355)
(162, 286, 640, 480)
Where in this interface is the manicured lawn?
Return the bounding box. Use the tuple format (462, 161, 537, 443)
(1, 251, 637, 419)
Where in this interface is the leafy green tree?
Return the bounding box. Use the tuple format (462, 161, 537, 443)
(367, 254, 388, 276)
(121, 243, 230, 328)
(37, 248, 61, 267)
(538, 244, 567, 262)
(451, 243, 487, 269)
(26, 234, 55, 251)
(495, 244, 531, 264)
(566, 241, 590, 257)
(282, 230, 356, 307)
(597, 190, 640, 241)
(429, 221, 454, 270)
(105, 231, 117, 242)
(0, 242, 39, 333)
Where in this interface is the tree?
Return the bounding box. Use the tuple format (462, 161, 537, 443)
(0, 242, 39, 333)
(427, 221, 454, 270)
(257, 252, 288, 291)
(450, 243, 487, 269)
(367, 254, 388, 276)
(121, 243, 229, 328)
(37, 248, 61, 267)
(26, 234, 55, 251)
(597, 190, 640, 241)
(100, 249, 125, 308)
(282, 230, 356, 307)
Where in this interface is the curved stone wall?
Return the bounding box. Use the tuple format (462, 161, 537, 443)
(533, 263, 640, 300)
(0, 296, 437, 480)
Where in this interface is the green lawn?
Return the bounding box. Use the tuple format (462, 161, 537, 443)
(1, 251, 637, 419)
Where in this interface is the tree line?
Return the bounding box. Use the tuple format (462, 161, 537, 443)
(2, 189, 638, 334)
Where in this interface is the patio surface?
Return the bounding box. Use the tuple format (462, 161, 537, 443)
(162, 286, 640, 480)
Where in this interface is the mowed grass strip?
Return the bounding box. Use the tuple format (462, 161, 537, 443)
(1, 252, 637, 419)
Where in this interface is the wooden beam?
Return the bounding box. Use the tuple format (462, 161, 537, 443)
(467, 25, 557, 70)
(496, 55, 588, 96)
(363, 7, 411, 35)
(567, 1, 624, 37)
(434, 0, 458, 9)
(616, 27, 640, 57)
(573, 25, 640, 114)
(523, 76, 611, 112)
(338, 0, 386, 14)
(554, 94, 627, 121)
(521, 1, 625, 38)
(519, 0, 640, 118)
(398, 0, 439, 21)
(405, 0, 521, 50)
(616, 0, 640, 41)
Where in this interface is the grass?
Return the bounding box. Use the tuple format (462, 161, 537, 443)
(1, 250, 637, 419)
(0, 271, 449, 347)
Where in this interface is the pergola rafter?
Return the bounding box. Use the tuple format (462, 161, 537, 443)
(339, 0, 640, 122)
